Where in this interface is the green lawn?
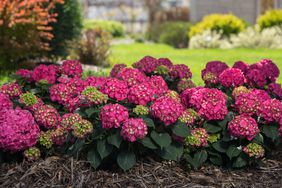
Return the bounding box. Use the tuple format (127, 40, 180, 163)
(111, 43, 282, 85)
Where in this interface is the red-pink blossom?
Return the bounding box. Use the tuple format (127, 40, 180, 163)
(219, 68, 246, 87)
(34, 105, 61, 129)
(32, 64, 57, 84)
(233, 61, 249, 74)
(110, 64, 127, 77)
(1, 82, 22, 98)
(116, 68, 147, 87)
(0, 93, 13, 110)
(169, 64, 192, 80)
(257, 99, 282, 122)
(149, 76, 169, 97)
(128, 82, 155, 105)
(202, 61, 229, 85)
(101, 78, 128, 101)
(100, 104, 129, 129)
(121, 118, 148, 142)
(61, 60, 83, 77)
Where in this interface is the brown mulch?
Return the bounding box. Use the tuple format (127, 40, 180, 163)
(1, 150, 282, 188)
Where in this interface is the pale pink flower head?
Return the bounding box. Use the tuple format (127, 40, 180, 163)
(100, 104, 129, 129)
(121, 118, 148, 142)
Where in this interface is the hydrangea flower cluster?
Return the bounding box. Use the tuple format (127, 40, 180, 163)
(268, 83, 282, 99)
(232, 86, 250, 99)
(23, 147, 41, 161)
(101, 78, 128, 101)
(149, 76, 168, 97)
(100, 104, 129, 129)
(246, 68, 267, 88)
(154, 65, 170, 75)
(257, 99, 282, 122)
(150, 96, 184, 126)
(81, 86, 108, 106)
(233, 61, 249, 74)
(16, 69, 33, 82)
(180, 87, 203, 108)
(219, 68, 246, 87)
(0, 109, 40, 152)
(169, 64, 192, 80)
(202, 61, 229, 85)
(133, 105, 149, 116)
(189, 88, 228, 120)
(110, 64, 127, 77)
(228, 115, 259, 141)
(72, 120, 93, 138)
(60, 113, 82, 131)
(133, 56, 159, 74)
(32, 64, 57, 84)
(49, 83, 75, 105)
(1, 82, 22, 98)
(243, 143, 265, 158)
(128, 83, 155, 105)
(158, 58, 174, 68)
(185, 128, 209, 147)
(86, 76, 108, 88)
(116, 68, 147, 87)
(121, 118, 148, 142)
(178, 109, 199, 126)
(19, 93, 44, 112)
(39, 131, 53, 149)
(61, 60, 83, 77)
(51, 128, 68, 145)
(0, 93, 13, 110)
(177, 79, 195, 92)
(165, 90, 181, 102)
(34, 105, 61, 129)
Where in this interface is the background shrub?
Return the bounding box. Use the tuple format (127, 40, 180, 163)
(147, 22, 191, 48)
(189, 14, 247, 38)
(49, 0, 83, 58)
(257, 9, 282, 30)
(84, 20, 125, 38)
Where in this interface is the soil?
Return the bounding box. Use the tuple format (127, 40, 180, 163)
(1, 149, 282, 188)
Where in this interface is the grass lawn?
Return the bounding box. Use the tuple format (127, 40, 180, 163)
(111, 43, 282, 85)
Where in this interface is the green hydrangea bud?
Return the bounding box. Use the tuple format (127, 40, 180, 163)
(154, 65, 169, 75)
(178, 109, 198, 125)
(165, 90, 181, 102)
(243, 143, 265, 158)
(72, 119, 93, 138)
(207, 134, 220, 144)
(24, 147, 41, 161)
(82, 86, 108, 105)
(133, 105, 149, 116)
(19, 92, 37, 106)
(185, 136, 201, 147)
(39, 131, 53, 149)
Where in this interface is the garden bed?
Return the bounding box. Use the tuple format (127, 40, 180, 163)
(1, 147, 282, 187)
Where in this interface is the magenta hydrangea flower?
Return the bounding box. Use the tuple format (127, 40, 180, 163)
(60, 113, 82, 131)
(86, 76, 108, 89)
(121, 118, 148, 142)
(128, 82, 155, 105)
(150, 96, 184, 126)
(116, 68, 147, 87)
(177, 78, 195, 92)
(235, 89, 270, 115)
(189, 88, 228, 121)
(202, 61, 229, 85)
(19, 93, 44, 112)
(178, 109, 199, 126)
(228, 115, 259, 141)
(49, 83, 75, 105)
(0, 108, 40, 152)
(232, 86, 250, 99)
(51, 128, 68, 146)
(158, 58, 173, 68)
(65, 96, 80, 113)
(16, 69, 33, 82)
(252, 59, 280, 83)
(257, 99, 282, 122)
(233, 61, 249, 74)
(268, 83, 282, 99)
(165, 90, 181, 102)
(219, 68, 246, 87)
(149, 75, 168, 97)
(185, 128, 209, 147)
(72, 119, 93, 138)
(1, 82, 22, 98)
(32, 64, 57, 84)
(110, 64, 127, 77)
(133, 56, 160, 74)
(169, 64, 192, 80)
(81, 86, 108, 106)
(0, 93, 13, 110)
(100, 104, 129, 129)
(180, 87, 203, 108)
(246, 68, 266, 88)
(34, 105, 61, 129)
(101, 78, 128, 101)
(61, 60, 83, 78)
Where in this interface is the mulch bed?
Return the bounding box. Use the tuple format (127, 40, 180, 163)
(1, 149, 282, 188)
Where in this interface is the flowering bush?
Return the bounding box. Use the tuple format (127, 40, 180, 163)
(0, 56, 281, 171)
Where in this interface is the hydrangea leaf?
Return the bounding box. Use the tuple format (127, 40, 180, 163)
(87, 149, 102, 169)
(117, 150, 136, 171)
(150, 131, 171, 148)
(226, 146, 241, 159)
(97, 139, 113, 159)
(140, 137, 158, 150)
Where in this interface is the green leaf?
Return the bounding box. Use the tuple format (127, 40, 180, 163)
(87, 149, 101, 169)
(262, 125, 279, 141)
(226, 146, 241, 159)
(212, 141, 227, 153)
(171, 122, 190, 137)
(117, 150, 136, 171)
(210, 156, 223, 166)
(160, 143, 183, 161)
(203, 123, 222, 134)
(67, 139, 85, 157)
(150, 131, 171, 148)
(218, 112, 233, 128)
(97, 139, 113, 159)
(232, 156, 247, 168)
(85, 107, 97, 118)
(142, 118, 155, 128)
(107, 132, 123, 148)
(140, 137, 158, 150)
(193, 150, 208, 168)
(252, 133, 264, 144)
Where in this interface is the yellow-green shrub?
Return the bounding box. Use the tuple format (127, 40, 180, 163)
(257, 9, 282, 30)
(189, 14, 246, 38)
(83, 20, 125, 37)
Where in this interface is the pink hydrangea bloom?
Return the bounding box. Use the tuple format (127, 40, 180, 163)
(61, 60, 83, 77)
(19, 93, 44, 112)
(268, 83, 282, 99)
(34, 105, 61, 129)
(243, 143, 265, 158)
(177, 78, 195, 92)
(0, 93, 13, 110)
(169, 64, 192, 80)
(219, 68, 246, 87)
(101, 78, 128, 101)
(116, 68, 147, 87)
(1, 82, 22, 98)
(246, 68, 266, 88)
(60, 113, 82, 131)
(202, 61, 229, 85)
(252, 59, 280, 83)
(257, 99, 282, 122)
(65, 96, 80, 113)
(100, 104, 129, 129)
(185, 128, 209, 147)
(228, 115, 259, 141)
(150, 96, 184, 126)
(110, 64, 127, 77)
(32, 64, 57, 84)
(49, 83, 75, 105)
(121, 118, 148, 142)
(86, 76, 108, 89)
(158, 58, 173, 68)
(128, 82, 155, 105)
(0, 108, 40, 152)
(51, 128, 68, 146)
(16, 69, 33, 82)
(189, 88, 228, 121)
(133, 56, 160, 74)
(180, 87, 203, 108)
(149, 75, 169, 97)
(233, 61, 249, 74)
(178, 109, 199, 126)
